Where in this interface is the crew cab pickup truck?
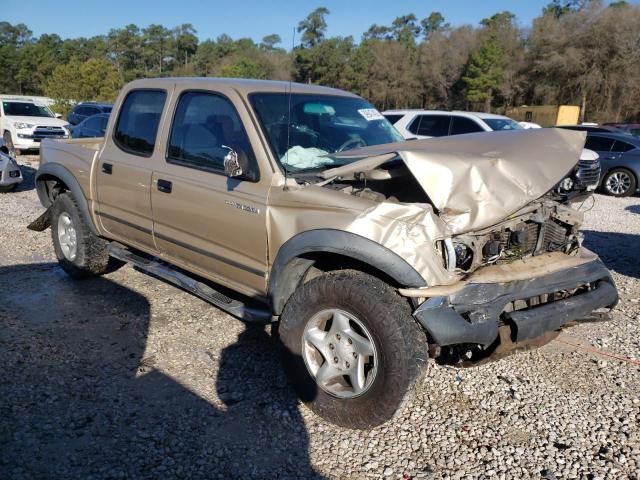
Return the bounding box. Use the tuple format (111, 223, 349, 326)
(30, 78, 618, 429)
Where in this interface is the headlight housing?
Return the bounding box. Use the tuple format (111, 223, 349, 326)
(14, 122, 34, 130)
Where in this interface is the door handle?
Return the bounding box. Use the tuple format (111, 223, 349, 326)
(101, 163, 113, 174)
(157, 179, 172, 193)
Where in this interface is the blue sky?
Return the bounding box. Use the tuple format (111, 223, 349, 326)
(3, 0, 634, 44)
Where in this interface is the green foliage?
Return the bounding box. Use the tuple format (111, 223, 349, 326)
(391, 14, 421, 45)
(260, 34, 282, 50)
(463, 32, 504, 110)
(543, 0, 587, 18)
(1, 4, 639, 123)
(421, 12, 449, 39)
(44, 58, 121, 113)
(297, 7, 330, 48)
(218, 58, 267, 79)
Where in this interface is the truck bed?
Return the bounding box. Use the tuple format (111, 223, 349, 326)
(39, 137, 105, 198)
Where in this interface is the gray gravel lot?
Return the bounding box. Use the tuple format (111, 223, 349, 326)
(0, 155, 639, 479)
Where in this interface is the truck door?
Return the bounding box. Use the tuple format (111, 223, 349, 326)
(150, 88, 269, 296)
(96, 88, 168, 253)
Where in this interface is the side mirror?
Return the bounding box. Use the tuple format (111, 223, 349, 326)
(55, 113, 62, 119)
(223, 146, 243, 178)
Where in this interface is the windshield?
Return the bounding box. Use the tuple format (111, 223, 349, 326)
(250, 93, 404, 172)
(3, 101, 55, 118)
(484, 118, 523, 131)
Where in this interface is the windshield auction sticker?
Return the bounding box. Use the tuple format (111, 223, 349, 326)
(357, 108, 384, 121)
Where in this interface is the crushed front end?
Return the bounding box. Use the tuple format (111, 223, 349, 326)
(405, 196, 618, 364)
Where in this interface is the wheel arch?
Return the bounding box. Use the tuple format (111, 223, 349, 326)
(268, 229, 427, 315)
(35, 163, 98, 235)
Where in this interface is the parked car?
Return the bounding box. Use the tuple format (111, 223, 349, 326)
(0, 138, 23, 192)
(382, 110, 523, 139)
(1, 99, 70, 154)
(518, 121, 542, 129)
(71, 113, 110, 139)
(583, 131, 640, 197)
(67, 102, 112, 126)
(30, 78, 617, 429)
(556, 124, 621, 134)
(602, 123, 640, 137)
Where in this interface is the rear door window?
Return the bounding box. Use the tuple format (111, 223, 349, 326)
(450, 116, 484, 135)
(585, 136, 615, 152)
(611, 140, 636, 153)
(113, 90, 166, 156)
(409, 115, 451, 137)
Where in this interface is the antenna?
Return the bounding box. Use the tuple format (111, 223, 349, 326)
(283, 26, 295, 191)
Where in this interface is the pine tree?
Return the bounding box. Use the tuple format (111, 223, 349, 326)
(462, 32, 504, 112)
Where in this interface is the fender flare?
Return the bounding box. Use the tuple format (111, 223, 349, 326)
(268, 229, 427, 315)
(35, 163, 98, 235)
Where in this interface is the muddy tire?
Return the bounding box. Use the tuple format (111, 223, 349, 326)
(602, 168, 637, 197)
(50, 192, 123, 278)
(279, 270, 428, 429)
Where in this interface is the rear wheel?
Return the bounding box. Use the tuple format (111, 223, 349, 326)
(602, 168, 636, 197)
(279, 270, 428, 429)
(50, 192, 123, 278)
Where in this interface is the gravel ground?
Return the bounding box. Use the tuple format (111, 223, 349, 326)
(0, 155, 639, 479)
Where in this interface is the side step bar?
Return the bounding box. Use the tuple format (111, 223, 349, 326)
(108, 243, 273, 323)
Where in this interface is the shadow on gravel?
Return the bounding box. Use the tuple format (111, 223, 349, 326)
(14, 163, 37, 192)
(15, 164, 38, 192)
(583, 230, 640, 279)
(624, 204, 640, 214)
(0, 263, 321, 479)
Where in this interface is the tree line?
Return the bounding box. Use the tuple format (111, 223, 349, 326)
(1, 0, 639, 122)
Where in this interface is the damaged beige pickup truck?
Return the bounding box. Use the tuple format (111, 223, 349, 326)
(30, 78, 617, 429)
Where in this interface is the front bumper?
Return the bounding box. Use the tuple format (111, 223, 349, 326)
(413, 252, 617, 347)
(0, 162, 23, 186)
(14, 132, 68, 150)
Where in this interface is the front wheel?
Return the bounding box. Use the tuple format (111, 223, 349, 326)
(0, 184, 17, 193)
(602, 168, 637, 197)
(279, 270, 428, 429)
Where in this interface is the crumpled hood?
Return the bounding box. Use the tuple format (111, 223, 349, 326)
(332, 128, 586, 234)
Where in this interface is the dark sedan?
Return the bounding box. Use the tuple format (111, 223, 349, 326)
(67, 102, 112, 126)
(584, 132, 640, 197)
(70, 113, 109, 139)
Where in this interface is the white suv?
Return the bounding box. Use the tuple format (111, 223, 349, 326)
(1, 99, 70, 154)
(382, 110, 523, 139)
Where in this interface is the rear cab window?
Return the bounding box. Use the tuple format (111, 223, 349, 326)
(113, 89, 167, 157)
(585, 136, 615, 152)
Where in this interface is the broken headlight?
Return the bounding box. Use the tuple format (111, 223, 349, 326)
(453, 242, 473, 271)
(558, 177, 574, 192)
